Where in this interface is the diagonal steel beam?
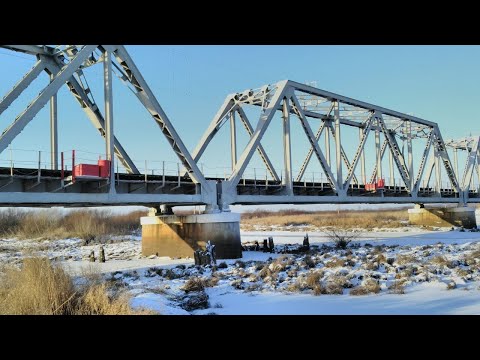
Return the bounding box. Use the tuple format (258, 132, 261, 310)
(369, 139, 388, 183)
(461, 136, 479, 191)
(190, 96, 236, 166)
(42, 57, 139, 174)
(296, 121, 327, 182)
(424, 156, 435, 189)
(343, 113, 374, 190)
(227, 81, 288, 188)
(432, 126, 460, 192)
(0, 45, 97, 155)
(236, 106, 279, 181)
(327, 120, 358, 185)
(1, 45, 54, 56)
(413, 131, 434, 194)
(0, 59, 47, 117)
(377, 115, 411, 192)
(111, 46, 208, 189)
(296, 103, 334, 182)
(290, 94, 338, 192)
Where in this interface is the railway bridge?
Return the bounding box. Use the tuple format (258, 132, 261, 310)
(1, 45, 478, 258)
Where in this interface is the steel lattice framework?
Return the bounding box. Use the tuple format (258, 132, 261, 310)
(194, 80, 479, 208)
(0, 45, 478, 210)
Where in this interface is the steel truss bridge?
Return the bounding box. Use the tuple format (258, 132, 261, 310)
(0, 45, 479, 210)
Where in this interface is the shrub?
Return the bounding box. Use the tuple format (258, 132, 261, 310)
(182, 277, 206, 293)
(181, 291, 209, 311)
(303, 255, 316, 268)
(324, 228, 360, 249)
(350, 279, 381, 296)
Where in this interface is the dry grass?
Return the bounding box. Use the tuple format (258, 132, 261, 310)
(456, 268, 471, 277)
(0, 257, 76, 314)
(241, 209, 408, 229)
(305, 270, 323, 289)
(376, 253, 387, 264)
(429, 255, 452, 268)
(322, 282, 344, 295)
(464, 249, 480, 265)
(0, 257, 154, 315)
(324, 257, 346, 268)
(0, 209, 147, 241)
(350, 279, 381, 296)
(396, 254, 416, 265)
(388, 280, 406, 294)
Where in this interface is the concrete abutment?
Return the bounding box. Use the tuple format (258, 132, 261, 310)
(141, 212, 242, 259)
(408, 204, 477, 228)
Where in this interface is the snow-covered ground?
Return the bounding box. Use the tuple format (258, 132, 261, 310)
(1, 226, 480, 315)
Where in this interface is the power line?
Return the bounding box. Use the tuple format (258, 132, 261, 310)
(0, 49, 33, 62)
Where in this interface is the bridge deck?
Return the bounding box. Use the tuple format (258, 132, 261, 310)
(0, 167, 475, 207)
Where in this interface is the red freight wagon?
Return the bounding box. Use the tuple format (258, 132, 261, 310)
(98, 159, 110, 178)
(73, 164, 100, 178)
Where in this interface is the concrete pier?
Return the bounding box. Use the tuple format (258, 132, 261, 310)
(408, 204, 477, 228)
(141, 212, 242, 259)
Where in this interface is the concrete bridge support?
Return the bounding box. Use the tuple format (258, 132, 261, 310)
(408, 204, 477, 228)
(141, 211, 242, 259)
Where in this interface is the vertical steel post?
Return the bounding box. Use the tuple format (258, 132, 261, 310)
(334, 101, 342, 186)
(434, 146, 442, 195)
(145, 160, 148, 183)
(104, 49, 115, 194)
(61, 151, 64, 187)
(230, 111, 237, 171)
(325, 121, 331, 167)
(72, 149, 75, 183)
(162, 160, 165, 187)
(283, 98, 293, 195)
(375, 118, 382, 181)
(407, 120, 414, 190)
(454, 148, 459, 180)
(389, 147, 394, 187)
(9, 146, 13, 177)
(359, 127, 366, 185)
(50, 74, 58, 170)
(37, 151, 41, 183)
(177, 163, 180, 187)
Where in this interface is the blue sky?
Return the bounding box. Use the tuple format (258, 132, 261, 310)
(0, 45, 479, 184)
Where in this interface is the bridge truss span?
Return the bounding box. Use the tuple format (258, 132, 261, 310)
(194, 80, 478, 208)
(0, 46, 478, 209)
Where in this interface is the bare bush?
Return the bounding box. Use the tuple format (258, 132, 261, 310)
(324, 228, 361, 249)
